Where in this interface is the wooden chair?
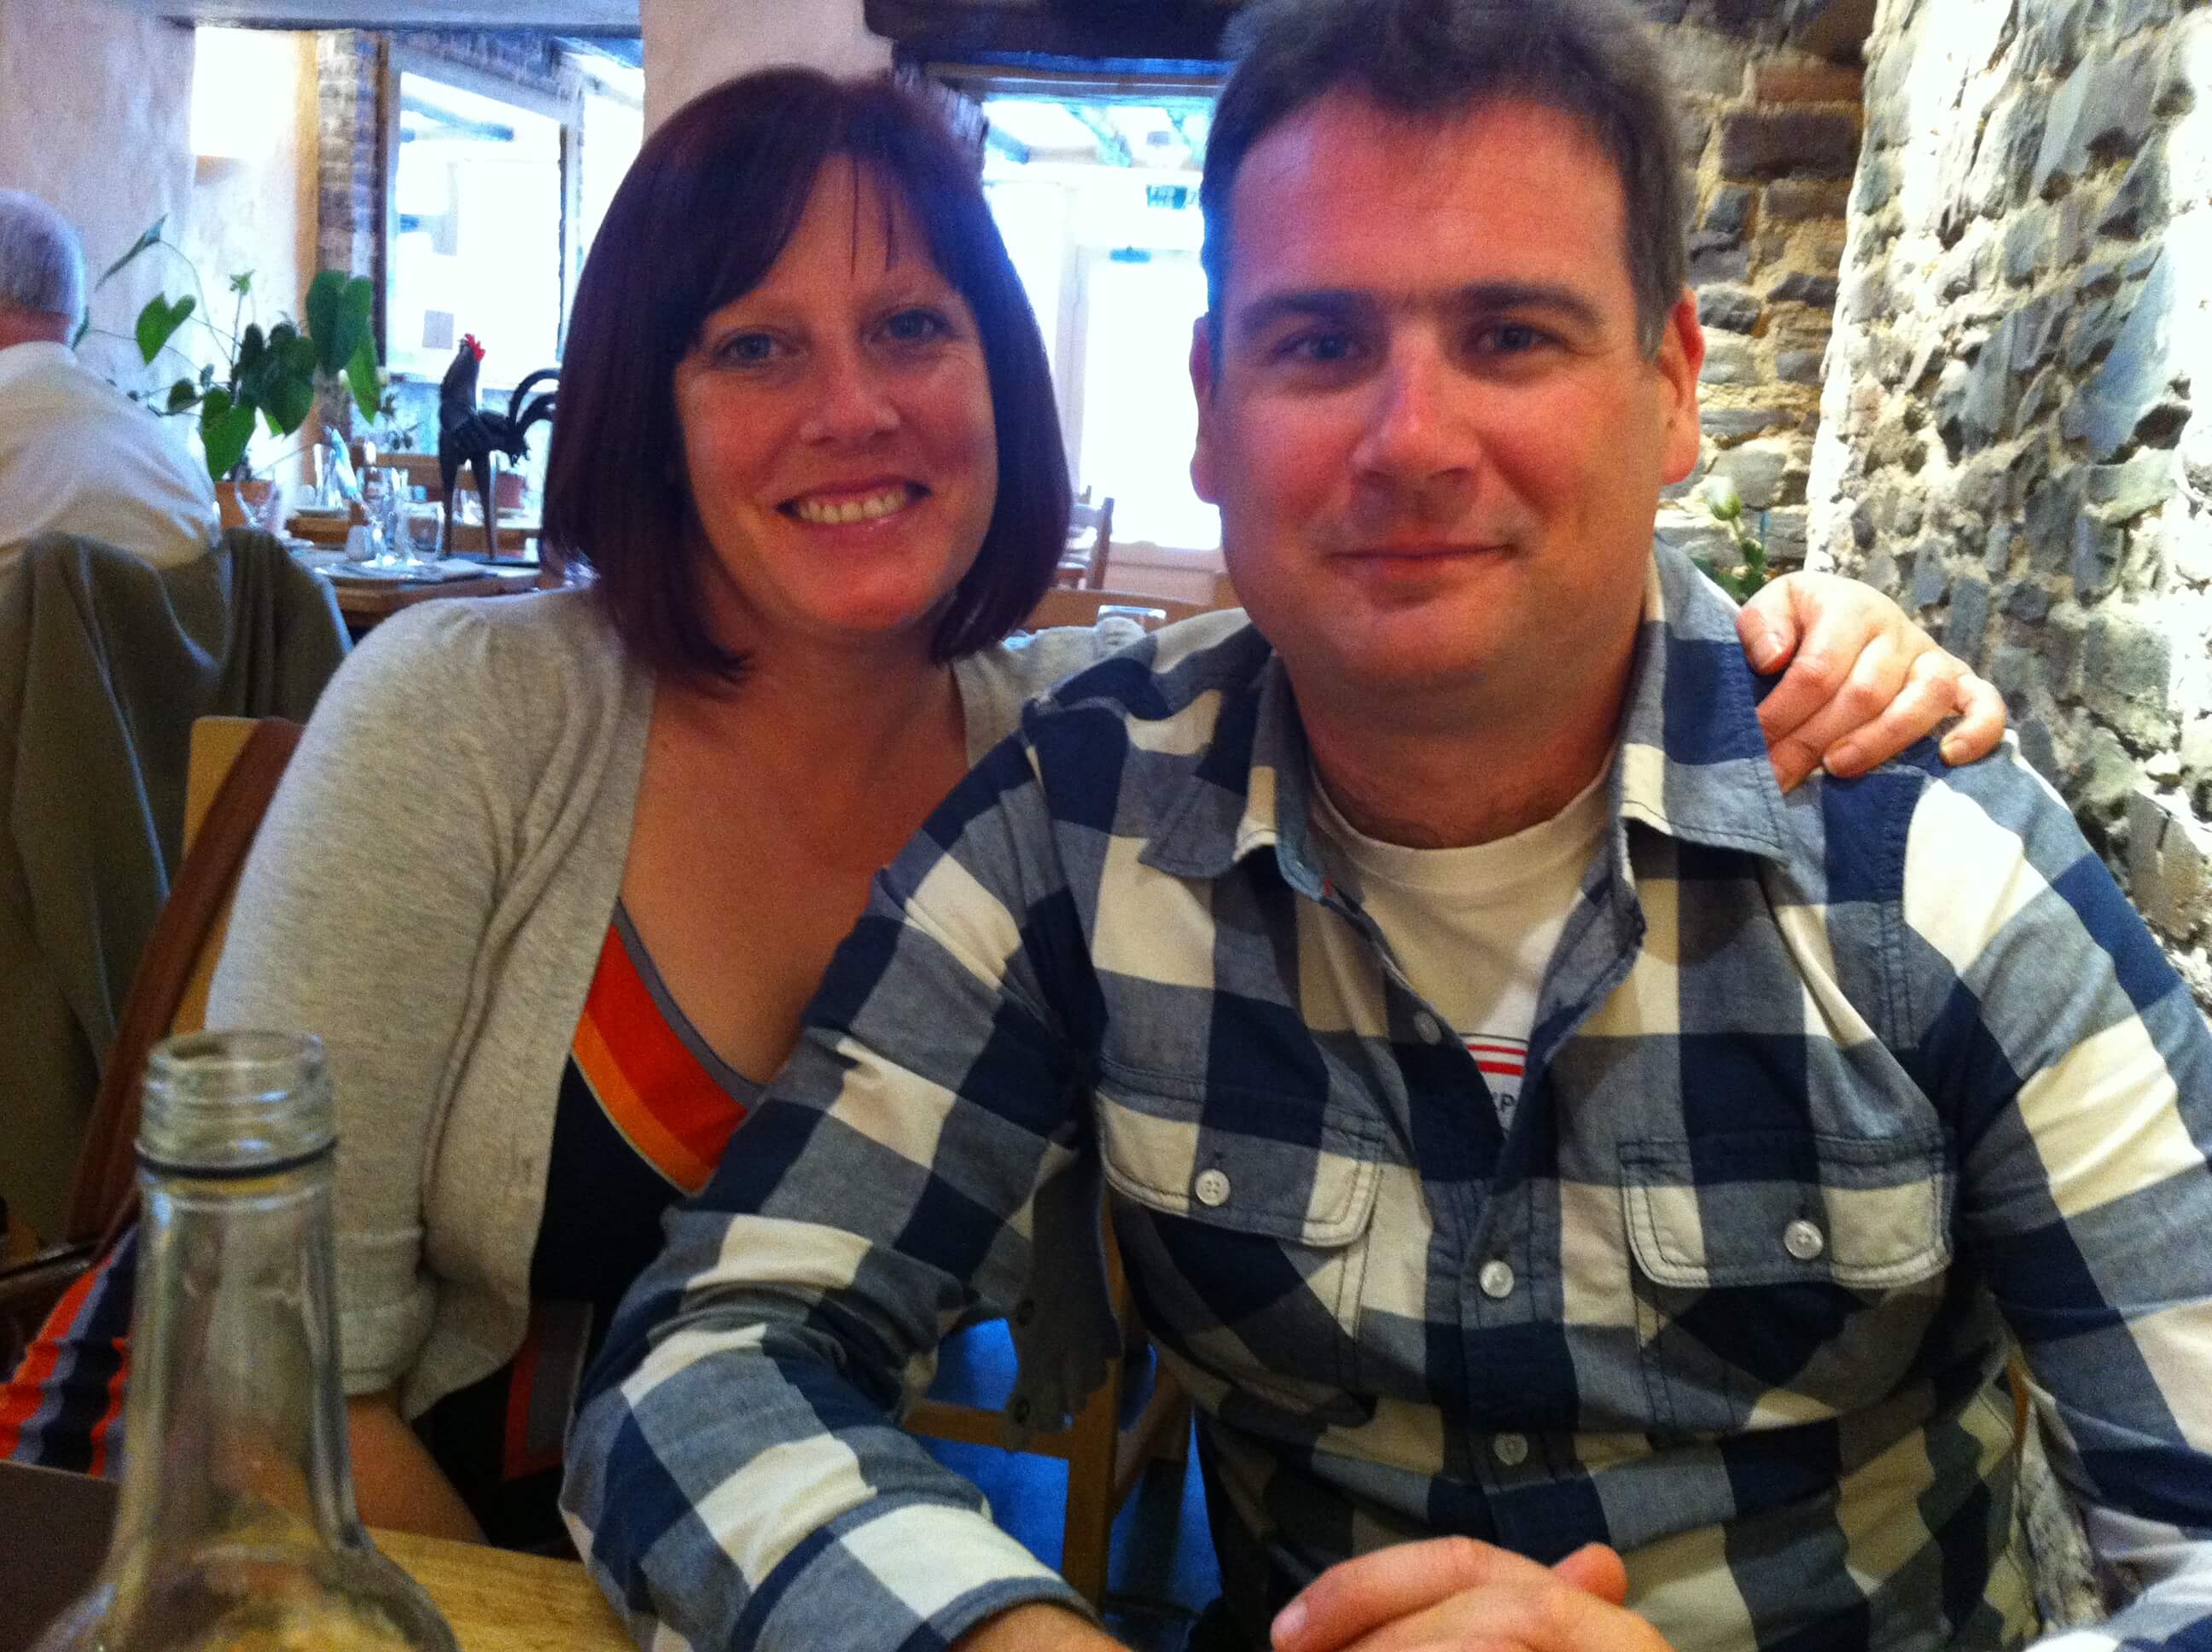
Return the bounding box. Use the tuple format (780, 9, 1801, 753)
(1057, 493, 1115, 590)
(1027, 587, 1206, 632)
(905, 1219, 1190, 1604)
(1, 718, 300, 1369)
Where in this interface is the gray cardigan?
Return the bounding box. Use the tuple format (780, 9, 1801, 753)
(207, 588, 1111, 1418)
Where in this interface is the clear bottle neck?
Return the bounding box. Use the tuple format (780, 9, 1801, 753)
(107, 1153, 369, 1580)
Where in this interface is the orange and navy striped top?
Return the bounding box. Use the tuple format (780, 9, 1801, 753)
(2, 905, 757, 1552)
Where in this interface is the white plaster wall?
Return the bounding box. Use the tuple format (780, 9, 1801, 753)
(0, 0, 195, 382)
(641, 0, 888, 129)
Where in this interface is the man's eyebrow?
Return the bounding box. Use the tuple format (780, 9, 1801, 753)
(1230, 281, 1608, 343)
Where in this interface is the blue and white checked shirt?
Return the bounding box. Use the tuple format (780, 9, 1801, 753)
(565, 547, 2212, 1652)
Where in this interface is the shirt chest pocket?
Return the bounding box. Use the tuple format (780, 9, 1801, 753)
(1620, 1129, 1954, 1436)
(1095, 1067, 1382, 1418)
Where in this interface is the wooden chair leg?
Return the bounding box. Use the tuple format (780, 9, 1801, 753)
(1059, 1355, 1125, 1605)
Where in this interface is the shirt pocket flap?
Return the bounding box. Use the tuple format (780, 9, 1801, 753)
(1621, 1130, 1953, 1291)
(1095, 1071, 1382, 1248)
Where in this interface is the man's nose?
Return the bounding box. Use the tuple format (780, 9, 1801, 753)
(798, 348, 899, 445)
(1349, 338, 1476, 499)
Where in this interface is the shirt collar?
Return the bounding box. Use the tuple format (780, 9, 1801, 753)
(1138, 544, 1793, 887)
(0, 340, 77, 392)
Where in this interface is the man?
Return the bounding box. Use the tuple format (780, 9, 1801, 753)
(0, 190, 218, 572)
(565, 3, 2212, 1649)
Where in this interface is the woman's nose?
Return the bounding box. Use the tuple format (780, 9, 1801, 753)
(798, 349, 899, 445)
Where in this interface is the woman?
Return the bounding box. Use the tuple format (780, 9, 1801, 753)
(1, 68, 2000, 1549)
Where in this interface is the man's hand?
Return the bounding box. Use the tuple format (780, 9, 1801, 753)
(1271, 1539, 1673, 1652)
(1738, 572, 2005, 791)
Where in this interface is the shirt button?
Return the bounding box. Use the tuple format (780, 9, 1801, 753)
(1478, 1259, 1516, 1299)
(1493, 1433, 1529, 1467)
(1784, 1218, 1825, 1261)
(1194, 1168, 1231, 1207)
(1414, 1012, 1444, 1044)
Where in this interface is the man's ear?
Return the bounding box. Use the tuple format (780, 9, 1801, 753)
(1189, 313, 1221, 505)
(1656, 288, 1704, 486)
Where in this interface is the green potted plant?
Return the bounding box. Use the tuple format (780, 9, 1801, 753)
(1689, 475, 1771, 603)
(81, 219, 383, 515)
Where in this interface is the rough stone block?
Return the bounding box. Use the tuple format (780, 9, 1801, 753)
(2025, 474, 2084, 577)
(1755, 61, 1865, 104)
(2073, 516, 2126, 598)
(2125, 787, 2212, 941)
(1711, 439, 1794, 509)
(2000, 216, 2050, 288)
(2062, 252, 2176, 462)
(1689, 235, 1752, 285)
(1698, 284, 1763, 333)
(1703, 184, 1755, 239)
(1988, 643, 2043, 704)
(1703, 407, 1790, 444)
(2182, 714, 2212, 782)
(2008, 295, 2064, 374)
(1982, 518, 2017, 576)
(1766, 506, 1809, 565)
(2086, 451, 2179, 523)
(2002, 579, 2053, 624)
(1770, 271, 1840, 307)
(2082, 611, 2174, 741)
(2101, 148, 2168, 241)
(1947, 576, 1992, 660)
(1765, 178, 1847, 221)
(1701, 336, 1762, 386)
(1776, 348, 1825, 384)
(1910, 544, 1951, 610)
(1669, 30, 1751, 97)
(2066, 294, 2124, 372)
(1721, 108, 1862, 180)
(2071, 724, 2142, 811)
(1959, 328, 2013, 451)
(1655, 518, 1735, 561)
(2035, 42, 2163, 196)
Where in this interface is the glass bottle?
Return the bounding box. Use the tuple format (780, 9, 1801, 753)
(33, 1032, 457, 1652)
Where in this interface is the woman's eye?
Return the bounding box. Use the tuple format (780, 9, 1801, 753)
(882, 308, 952, 345)
(713, 332, 782, 367)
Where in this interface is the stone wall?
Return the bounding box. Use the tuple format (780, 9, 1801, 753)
(1810, 0, 2212, 1006)
(1656, 3, 1866, 573)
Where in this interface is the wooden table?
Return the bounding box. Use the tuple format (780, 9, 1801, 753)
(0, 1461, 629, 1652)
(328, 564, 549, 631)
(375, 1527, 631, 1652)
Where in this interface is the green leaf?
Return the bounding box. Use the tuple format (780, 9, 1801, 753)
(236, 321, 265, 370)
(263, 369, 316, 437)
(134, 293, 193, 364)
(201, 386, 233, 419)
(306, 270, 349, 375)
(345, 335, 381, 421)
(201, 399, 258, 482)
(165, 377, 199, 413)
(230, 270, 253, 296)
(280, 332, 317, 379)
(99, 218, 166, 286)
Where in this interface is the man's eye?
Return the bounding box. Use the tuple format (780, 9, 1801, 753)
(1477, 322, 1548, 355)
(1276, 330, 1359, 365)
(883, 308, 952, 345)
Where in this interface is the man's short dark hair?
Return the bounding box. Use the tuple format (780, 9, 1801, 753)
(544, 69, 1068, 684)
(1201, 0, 1688, 356)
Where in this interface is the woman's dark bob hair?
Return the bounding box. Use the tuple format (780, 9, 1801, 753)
(543, 69, 1069, 682)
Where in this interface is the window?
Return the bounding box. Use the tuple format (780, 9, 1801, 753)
(975, 83, 1221, 554)
(386, 66, 568, 393)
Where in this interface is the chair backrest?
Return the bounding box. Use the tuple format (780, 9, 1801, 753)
(1063, 494, 1115, 590)
(60, 717, 302, 1246)
(1027, 587, 1205, 632)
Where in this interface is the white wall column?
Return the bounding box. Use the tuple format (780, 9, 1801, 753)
(640, 0, 888, 129)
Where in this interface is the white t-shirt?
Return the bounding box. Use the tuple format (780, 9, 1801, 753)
(1311, 767, 1610, 1131)
(0, 340, 219, 573)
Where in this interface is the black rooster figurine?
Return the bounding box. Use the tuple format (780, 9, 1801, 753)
(436, 334, 557, 555)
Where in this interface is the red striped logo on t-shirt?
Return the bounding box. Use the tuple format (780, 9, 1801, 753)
(1464, 1037, 1527, 1079)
